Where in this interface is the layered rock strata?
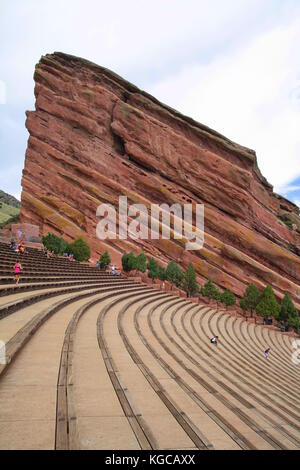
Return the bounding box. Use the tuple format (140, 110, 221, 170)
(21, 52, 300, 306)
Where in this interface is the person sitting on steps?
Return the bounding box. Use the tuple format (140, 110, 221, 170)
(264, 347, 271, 359)
(210, 335, 219, 345)
(18, 242, 25, 254)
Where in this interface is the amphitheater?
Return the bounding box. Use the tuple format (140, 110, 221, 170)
(0, 241, 299, 451)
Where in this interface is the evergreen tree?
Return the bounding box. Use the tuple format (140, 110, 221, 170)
(256, 285, 280, 319)
(279, 292, 299, 330)
(287, 312, 299, 331)
(166, 261, 183, 288)
(147, 258, 159, 282)
(183, 262, 199, 297)
(157, 266, 166, 281)
(42, 233, 63, 254)
(240, 298, 247, 314)
(99, 251, 111, 269)
(220, 290, 236, 308)
(135, 252, 147, 273)
(200, 279, 220, 300)
(243, 284, 261, 316)
(121, 252, 136, 272)
(70, 237, 90, 262)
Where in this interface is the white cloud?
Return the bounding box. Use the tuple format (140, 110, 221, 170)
(1, 0, 300, 197)
(0, 81, 6, 104)
(282, 185, 300, 193)
(0, 0, 295, 107)
(149, 15, 300, 192)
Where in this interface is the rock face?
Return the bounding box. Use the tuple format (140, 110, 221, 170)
(21, 52, 300, 306)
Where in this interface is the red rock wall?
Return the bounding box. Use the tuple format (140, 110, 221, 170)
(21, 52, 300, 306)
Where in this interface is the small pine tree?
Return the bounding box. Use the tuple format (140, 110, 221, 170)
(243, 284, 261, 316)
(183, 262, 199, 297)
(240, 298, 247, 314)
(157, 266, 166, 281)
(279, 292, 299, 330)
(166, 261, 183, 288)
(288, 312, 299, 331)
(147, 258, 159, 282)
(135, 252, 147, 273)
(200, 279, 220, 300)
(256, 285, 280, 319)
(121, 252, 136, 273)
(70, 237, 90, 262)
(220, 290, 236, 308)
(99, 251, 111, 269)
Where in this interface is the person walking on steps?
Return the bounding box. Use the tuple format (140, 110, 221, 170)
(210, 335, 219, 345)
(264, 347, 271, 359)
(14, 260, 23, 285)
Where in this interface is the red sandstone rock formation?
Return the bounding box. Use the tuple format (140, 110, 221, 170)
(21, 52, 300, 306)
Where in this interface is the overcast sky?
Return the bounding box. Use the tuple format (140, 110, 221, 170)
(0, 0, 300, 207)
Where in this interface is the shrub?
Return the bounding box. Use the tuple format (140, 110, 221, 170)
(70, 237, 90, 262)
(135, 252, 147, 273)
(42, 233, 66, 255)
(157, 266, 166, 281)
(240, 298, 247, 314)
(278, 215, 294, 230)
(256, 285, 280, 319)
(60, 239, 72, 255)
(287, 313, 299, 331)
(220, 290, 236, 307)
(200, 279, 220, 301)
(99, 251, 111, 269)
(284, 220, 293, 230)
(166, 261, 183, 288)
(279, 292, 299, 330)
(183, 262, 199, 297)
(147, 258, 159, 281)
(42, 233, 90, 260)
(243, 284, 261, 316)
(122, 252, 136, 273)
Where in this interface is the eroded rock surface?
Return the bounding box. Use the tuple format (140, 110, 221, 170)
(21, 52, 300, 305)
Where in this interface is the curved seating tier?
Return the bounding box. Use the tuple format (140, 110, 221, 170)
(0, 242, 299, 450)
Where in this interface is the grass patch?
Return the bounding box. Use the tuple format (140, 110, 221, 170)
(0, 202, 20, 228)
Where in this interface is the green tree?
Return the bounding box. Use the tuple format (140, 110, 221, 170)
(183, 262, 199, 297)
(42, 233, 62, 254)
(279, 292, 299, 330)
(240, 298, 247, 314)
(70, 237, 90, 262)
(220, 290, 236, 308)
(60, 239, 72, 255)
(147, 258, 159, 282)
(200, 279, 220, 301)
(256, 285, 280, 319)
(121, 252, 136, 273)
(243, 284, 261, 317)
(135, 252, 147, 273)
(166, 261, 183, 288)
(99, 251, 111, 269)
(42, 233, 73, 255)
(287, 312, 299, 331)
(157, 266, 166, 281)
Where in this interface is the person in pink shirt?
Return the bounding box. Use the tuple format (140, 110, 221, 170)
(14, 260, 23, 285)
